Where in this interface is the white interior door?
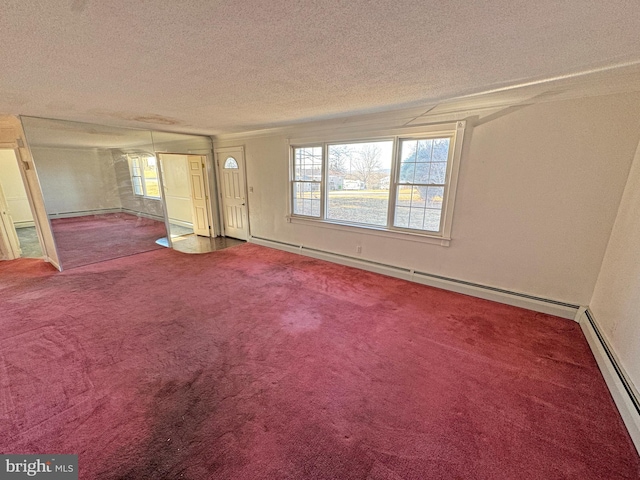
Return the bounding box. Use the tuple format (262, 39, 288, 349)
(188, 155, 211, 237)
(216, 147, 248, 240)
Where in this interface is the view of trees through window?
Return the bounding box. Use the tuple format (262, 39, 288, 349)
(327, 141, 393, 226)
(394, 138, 450, 231)
(291, 135, 453, 234)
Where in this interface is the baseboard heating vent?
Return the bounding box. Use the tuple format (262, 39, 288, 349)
(249, 236, 579, 319)
(585, 310, 640, 416)
(580, 309, 640, 454)
(412, 270, 580, 309)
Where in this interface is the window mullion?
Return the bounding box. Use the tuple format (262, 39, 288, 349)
(321, 143, 327, 220)
(387, 136, 400, 229)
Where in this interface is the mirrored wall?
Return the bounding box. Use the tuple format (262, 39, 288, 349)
(22, 117, 214, 269)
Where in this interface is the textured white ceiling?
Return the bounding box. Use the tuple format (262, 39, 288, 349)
(1, 0, 640, 135)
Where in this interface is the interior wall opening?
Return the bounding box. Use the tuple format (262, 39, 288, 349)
(0, 148, 43, 260)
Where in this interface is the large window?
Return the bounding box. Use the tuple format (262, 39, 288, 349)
(290, 122, 465, 240)
(128, 154, 160, 199)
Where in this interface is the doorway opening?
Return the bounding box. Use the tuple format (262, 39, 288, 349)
(157, 153, 230, 254)
(0, 149, 43, 260)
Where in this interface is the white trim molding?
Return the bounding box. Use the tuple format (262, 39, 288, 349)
(578, 308, 640, 454)
(249, 236, 580, 320)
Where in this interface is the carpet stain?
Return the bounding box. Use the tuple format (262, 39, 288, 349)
(280, 307, 323, 332)
(103, 370, 218, 479)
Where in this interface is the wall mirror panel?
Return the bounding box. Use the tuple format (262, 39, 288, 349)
(22, 117, 169, 269)
(151, 131, 219, 252)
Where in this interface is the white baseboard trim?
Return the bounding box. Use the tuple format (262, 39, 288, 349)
(249, 236, 580, 320)
(47, 208, 166, 224)
(578, 308, 640, 454)
(120, 208, 165, 223)
(168, 218, 193, 229)
(48, 208, 122, 219)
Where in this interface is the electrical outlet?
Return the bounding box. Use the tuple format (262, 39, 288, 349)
(356, 245, 362, 253)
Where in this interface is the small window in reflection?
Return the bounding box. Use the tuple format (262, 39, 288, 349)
(128, 154, 160, 199)
(224, 157, 239, 169)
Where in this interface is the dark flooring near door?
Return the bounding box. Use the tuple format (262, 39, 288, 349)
(16, 226, 42, 258)
(0, 244, 637, 479)
(156, 234, 245, 254)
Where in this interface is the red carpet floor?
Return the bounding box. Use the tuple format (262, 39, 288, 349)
(50, 213, 167, 269)
(0, 244, 638, 479)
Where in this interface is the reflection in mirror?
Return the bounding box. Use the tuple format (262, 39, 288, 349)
(151, 131, 222, 254)
(22, 117, 168, 269)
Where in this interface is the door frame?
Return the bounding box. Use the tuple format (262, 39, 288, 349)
(0, 144, 50, 264)
(214, 146, 250, 239)
(0, 175, 21, 259)
(157, 152, 217, 245)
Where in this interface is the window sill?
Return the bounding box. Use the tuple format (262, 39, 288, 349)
(134, 195, 161, 201)
(287, 215, 451, 246)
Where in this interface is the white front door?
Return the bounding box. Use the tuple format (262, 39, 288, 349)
(187, 155, 211, 237)
(216, 147, 248, 240)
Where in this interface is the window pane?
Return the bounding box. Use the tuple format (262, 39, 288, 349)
(145, 179, 160, 198)
(414, 163, 430, 184)
(311, 199, 320, 217)
(408, 208, 425, 230)
(396, 186, 413, 207)
(411, 187, 426, 208)
(132, 177, 143, 195)
(400, 140, 418, 163)
(224, 157, 239, 169)
(326, 141, 392, 226)
(425, 209, 442, 232)
(416, 139, 433, 162)
(429, 162, 447, 184)
(426, 186, 444, 208)
(433, 138, 450, 161)
(394, 206, 410, 228)
(293, 181, 320, 217)
(294, 146, 322, 181)
(399, 162, 415, 183)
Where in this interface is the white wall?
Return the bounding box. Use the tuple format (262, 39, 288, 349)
(215, 92, 640, 306)
(31, 147, 121, 215)
(0, 149, 33, 225)
(159, 154, 193, 226)
(590, 137, 640, 393)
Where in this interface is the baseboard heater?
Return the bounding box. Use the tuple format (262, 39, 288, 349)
(249, 236, 580, 320)
(585, 310, 640, 415)
(48, 208, 165, 223)
(580, 309, 640, 454)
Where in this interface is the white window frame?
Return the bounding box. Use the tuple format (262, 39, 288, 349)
(288, 121, 465, 246)
(127, 154, 161, 199)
